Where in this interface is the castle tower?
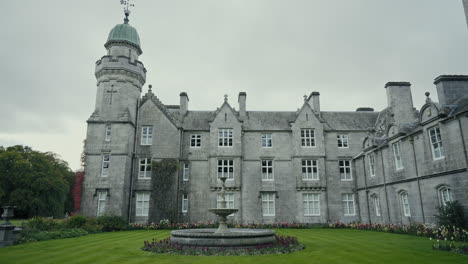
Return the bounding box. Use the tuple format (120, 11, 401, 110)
(81, 11, 146, 218)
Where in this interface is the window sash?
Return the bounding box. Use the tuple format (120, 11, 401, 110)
(261, 193, 275, 216)
(136, 193, 150, 216)
(97, 191, 107, 216)
(190, 134, 201, 148)
(302, 160, 319, 180)
(337, 134, 349, 148)
(101, 154, 110, 177)
(261, 134, 273, 147)
(183, 163, 189, 181)
(373, 196, 381, 216)
(439, 188, 452, 206)
(182, 194, 188, 213)
(342, 194, 355, 216)
(138, 158, 152, 179)
(141, 126, 153, 145)
(303, 193, 320, 216)
(368, 154, 376, 177)
(429, 127, 444, 159)
(105, 125, 112, 142)
(339, 160, 352, 180)
(392, 142, 403, 170)
(401, 193, 411, 217)
(261, 160, 274, 180)
(217, 160, 234, 179)
(218, 129, 233, 147)
(217, 193, 235, 209)
(301, 129, 315, 147)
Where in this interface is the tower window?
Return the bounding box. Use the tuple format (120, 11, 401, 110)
(181, 194, 189, 213)
(141, 126, 153, 145)
(97, 190, 108, 216)
(101, 153, 110, 177)
(105, 124, 112, 142)
(337, 134, 349, 148)
(183, 163, 189, 181)
(301, 129, 315, 147)
(218, 128, 233, 147)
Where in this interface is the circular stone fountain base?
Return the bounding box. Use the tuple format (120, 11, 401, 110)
(170, 228, 276, 247)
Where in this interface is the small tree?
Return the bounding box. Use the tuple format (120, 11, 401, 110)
(435, 200, 467, 228)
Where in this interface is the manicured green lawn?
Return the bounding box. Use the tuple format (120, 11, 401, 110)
(0, 229, 466, 264)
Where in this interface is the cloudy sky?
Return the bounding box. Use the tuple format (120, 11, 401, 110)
(1, 0, 467, 171)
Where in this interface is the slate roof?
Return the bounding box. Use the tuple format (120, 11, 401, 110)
(181, 111, 214, 130)
(243, 111, 297, 130)
(322, 111, 379, 131)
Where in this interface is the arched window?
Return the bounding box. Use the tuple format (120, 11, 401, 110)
(437, 186, 453, 206)
(398, 191, 411, 217)
(370, 194, 381, 217)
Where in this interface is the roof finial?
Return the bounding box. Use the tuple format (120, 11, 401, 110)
(224, 94, 228, 102)
(120, 0, 135, 24)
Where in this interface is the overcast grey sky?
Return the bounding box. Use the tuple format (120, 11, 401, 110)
(1, 0, 467, 170)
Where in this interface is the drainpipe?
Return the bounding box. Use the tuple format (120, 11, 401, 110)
(409, 136, 425, 223)
(379, 149, 391, 223)
(127, 98, 140, 223)
(457, 117, 468, 169)
(361, 156, 371, 224)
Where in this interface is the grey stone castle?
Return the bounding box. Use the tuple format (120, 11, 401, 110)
(81, 11, 468, 225)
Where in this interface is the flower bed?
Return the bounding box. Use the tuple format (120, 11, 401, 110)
(142, 234, 304, 256)
(130, 220, 323, 230)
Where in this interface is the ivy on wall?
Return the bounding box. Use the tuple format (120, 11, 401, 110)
(150, 159, 179, 222)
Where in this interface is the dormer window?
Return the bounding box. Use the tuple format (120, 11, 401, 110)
(429, 127, 444, 160)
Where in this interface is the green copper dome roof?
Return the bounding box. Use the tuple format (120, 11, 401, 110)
(105, 20, 142, 54)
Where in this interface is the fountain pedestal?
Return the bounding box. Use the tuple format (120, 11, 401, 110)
(0, 206, 16, 247)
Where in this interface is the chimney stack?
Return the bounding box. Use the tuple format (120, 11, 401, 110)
(384, 82, 415, 125)
(310, 92, 320, 116)
(434, 75, 468, 106)
(180, 92, 189, 116)
(238, 92, 246, 118)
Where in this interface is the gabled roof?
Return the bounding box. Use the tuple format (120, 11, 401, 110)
(243, 111, 296, 130)
(210, 100, 241, 123)
(140, 91, 180, 127)
(322, 111, 379, 131)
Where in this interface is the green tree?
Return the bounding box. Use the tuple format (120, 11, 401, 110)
(0, 145, 75, 218)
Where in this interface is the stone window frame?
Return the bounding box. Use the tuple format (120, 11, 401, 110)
(96, 190, 108, 217)
(337, 134, 349, 148)
(392, 141, 403, 171)
(217, 193, 235, 209)
(101, 153, 110, 177)
(300, 128, 316, 147)
(370, 193, 381, 217)
(104, 124, 112, 142)
(437, 185, 453, 206)
(218, 128, 233, 147)
(217, 159, 234, 180)
(398, 191, 411, 217)
(302, 159, 319, 181)
(138, 158, 152, 180)
(428, 126, 445, 160)
(368, 153, 376, 177)
(182, 162, 189, 181)
(342, 193, 356, 216)
(261, 192, 276, 216)
(141, 125, 154, 145)
(190, 134, 201, 148)
(339, 160, 352, 181)
(135, 192, 150, 217)
(181, 194, 189, 213)
(261, 160, 274, 181)
(261, 133, 273, 148)
(303, 193, 320, 216)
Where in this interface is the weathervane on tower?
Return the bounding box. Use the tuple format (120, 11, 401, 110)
(120, 0, 135, 23)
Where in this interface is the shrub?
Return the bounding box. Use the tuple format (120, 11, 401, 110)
(66, 215, 87, 229)
(24, 217, 63, 231)
(96, 215, 128, 232)
(435, 201, 467, 228)
(16, 228, 89, 244)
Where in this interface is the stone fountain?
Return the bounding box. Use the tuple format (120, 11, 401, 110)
(170, 176, 275, 247)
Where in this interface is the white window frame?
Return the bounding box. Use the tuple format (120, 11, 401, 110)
(261, 160, 274, 181)
(429, 127, 444, 160)
(190, 134, 201, 148)
(400, 192, 411, 217)
(342, 193, 355, 216)
(141, 126, 154, 145)
(372, 195, 381, 217)
(218, 128, 233, 147)
(302, 160, 319, 180)
(392, 142, 403, 170)
(301, 129, 315, 147)
(261, 133, 273, 148)
(368, 153, 376, 177)
(261, 193, 275, 216)
(217, 160, 234, 180)
(303, 193, 320, 216)
(182, 162, 189, 181)
(337, 134, 349, 148)
(105, 124, 112, 142)
(135, 192, 150, 217)
(438, 186, 453, 206)
(138, 158, 152, 179)
(217, 193, 235, 209)
(181, 194, 189, 213)
(101, 153, 110, 177)
(97, 190, 107, 217)
(339, 160, 352, 181)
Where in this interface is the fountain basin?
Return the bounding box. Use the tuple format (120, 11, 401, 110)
(170, 228, 276, 247)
